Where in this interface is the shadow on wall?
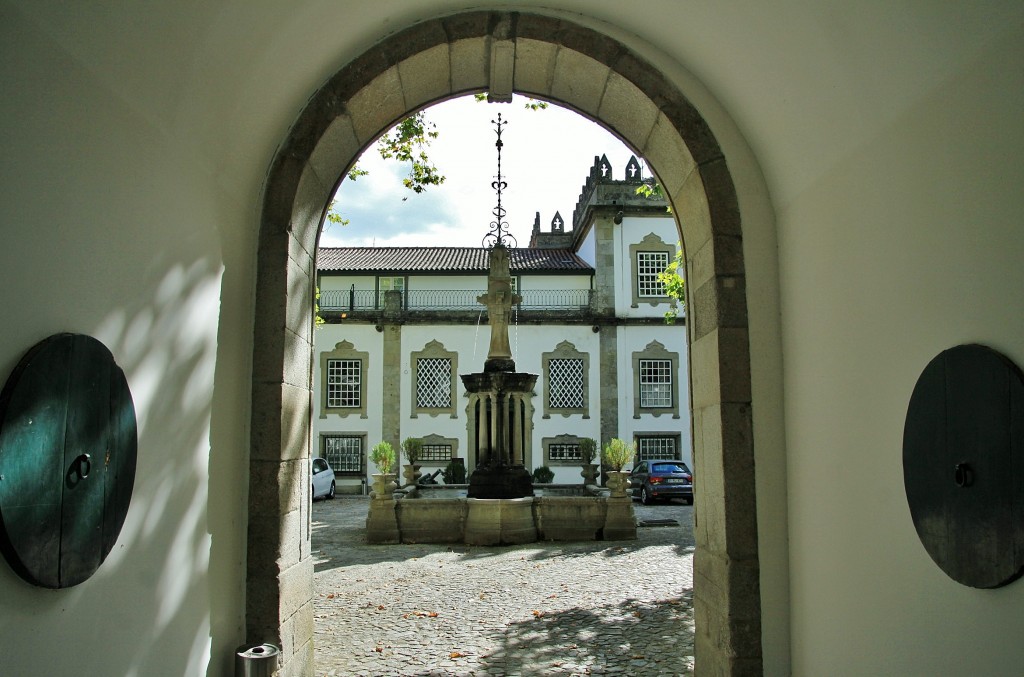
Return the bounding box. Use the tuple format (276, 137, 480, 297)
(0, 257, 242, 677)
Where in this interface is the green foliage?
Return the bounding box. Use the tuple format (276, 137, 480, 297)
(532, 466, 555, 484)
(314, 287, 324, 328)
(376, 112, 444, 198)
(601, 438, 636, 472)
(635, 180, 673, 214)
(401, 437, 423, 465)
(370, 441, 396, 475)
(442, 459, 467, 484)
(326, 167, 369, 225)
(657, 245, 686, 324)
(474, 92, 549, 110)
(578, 438, 598, 464)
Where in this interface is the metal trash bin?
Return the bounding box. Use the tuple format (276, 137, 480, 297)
(235, 643, 279, 677)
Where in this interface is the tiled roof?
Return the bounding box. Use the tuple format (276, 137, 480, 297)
(317, 247, 593, 273)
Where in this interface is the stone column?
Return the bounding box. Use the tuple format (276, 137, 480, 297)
(475, 395, 488, 466)
(500, 392, 511, 464)
(511, 394, 523, 465)
(488, 392, 498, 461)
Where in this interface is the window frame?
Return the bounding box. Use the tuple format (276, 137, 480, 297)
(632, 340, 681, 419)
(410, 340, 458, 418)
(320, 433, 367, 476)
(319, 340, 369, 419)
(542, 433, 587, 467)
(416, 433, 460, 465)
(629, 233, 676, 308)
(541, 340, 590, 419)
(634, 432, 683, 462)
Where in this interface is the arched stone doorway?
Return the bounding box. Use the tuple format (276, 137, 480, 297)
(249, 11, 759, 676)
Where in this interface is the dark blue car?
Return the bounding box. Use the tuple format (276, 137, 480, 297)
(630, 459, 694, 505)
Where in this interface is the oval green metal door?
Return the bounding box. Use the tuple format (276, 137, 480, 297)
(0, 333, 137, 588)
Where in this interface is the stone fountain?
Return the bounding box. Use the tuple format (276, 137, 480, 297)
(462, 242, 537, 500)
(365, 115, 634, 545)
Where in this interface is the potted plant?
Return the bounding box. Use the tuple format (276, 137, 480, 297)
(400, 437, 423, 486)
(441, 458, 467, 484)
(578, 438, 599, 486)
(369, 441, 397, 498)
(602, 438, 635, 497)
(532, 466, 555, 484)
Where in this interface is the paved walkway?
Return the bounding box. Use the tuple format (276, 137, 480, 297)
(312, 496, 695, 676)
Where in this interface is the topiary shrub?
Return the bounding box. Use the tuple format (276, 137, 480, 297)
(532, 466, 555, 484)
(401, 437, 422, 465)
(442, 458, 467, 484)
(578, 438, 597, 464)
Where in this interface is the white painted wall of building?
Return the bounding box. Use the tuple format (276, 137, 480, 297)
(613, 215, 681, 319)
(312, 323, 384, 492)
(618, 325, 692, 469)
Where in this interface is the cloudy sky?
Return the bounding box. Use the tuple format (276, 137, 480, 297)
(321, 94, 649, 248)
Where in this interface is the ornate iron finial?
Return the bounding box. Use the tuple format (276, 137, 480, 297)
(483, 113, 517, 248)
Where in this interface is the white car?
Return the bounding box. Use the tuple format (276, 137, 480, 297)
(311, 457, 336, 500)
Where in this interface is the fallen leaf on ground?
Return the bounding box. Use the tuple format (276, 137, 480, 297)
(326, 593, 335, 599)
(376, 605, 386, 611)
(532, 610, 544, 617)
(450, 652, 465, 659)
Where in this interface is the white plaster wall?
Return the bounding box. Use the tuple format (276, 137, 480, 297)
(777, 23, 1024, 676)
(617, 326, 692, 469)
(407, 274, 485, 291)
(613, 216, 681, 319)
(400, 325, 482, 460)
(575, 229, 598, 268)
(517, 273, 592, 290)
(0, 5, 260, 675)
(311, 324, 383, 491)
(528, 326, 603, 484)
(318, 274, 375, 293)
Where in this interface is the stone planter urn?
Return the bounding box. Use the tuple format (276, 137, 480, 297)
(402, 464, 422, 487)
(605, 470, 631, 498)
(370, 473, 398, 499)
(580, 463, 599, 486)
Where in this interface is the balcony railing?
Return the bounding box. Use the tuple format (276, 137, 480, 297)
(319, 288, 592, 312)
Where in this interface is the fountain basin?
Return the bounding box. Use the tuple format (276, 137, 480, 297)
(371, 484, 637, 545)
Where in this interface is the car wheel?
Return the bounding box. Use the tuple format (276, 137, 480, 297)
(641, 487, 653, 505)
(327, 481, 336, 500)
(311, 484, 317, 502)
(685, 496, 694, 505)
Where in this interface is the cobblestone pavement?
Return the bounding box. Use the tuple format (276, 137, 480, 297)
(312, 496, 695, 676)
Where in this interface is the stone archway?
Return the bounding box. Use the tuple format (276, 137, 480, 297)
(249, 11, 758, 676)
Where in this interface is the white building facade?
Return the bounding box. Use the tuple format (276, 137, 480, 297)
(313, 157, 690, 493)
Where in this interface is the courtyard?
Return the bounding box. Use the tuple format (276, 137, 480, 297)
(312, 497, 696, 676)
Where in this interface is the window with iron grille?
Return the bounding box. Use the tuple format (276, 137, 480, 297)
(636, 435, 679, 461)
(636, 251, 669, 297)
(549, 443, 582, 462)
(327, 359, 361, 408)
(542, 341, 590, 419)
(416, 357, 452, 409)
(323, 435, 364, 474)
(420, 444, 453, 462)
(639, 359, 673, 408)
(548, 358, 584, 409)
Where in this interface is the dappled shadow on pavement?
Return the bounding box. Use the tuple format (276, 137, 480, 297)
(455, 593, 695, 676)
